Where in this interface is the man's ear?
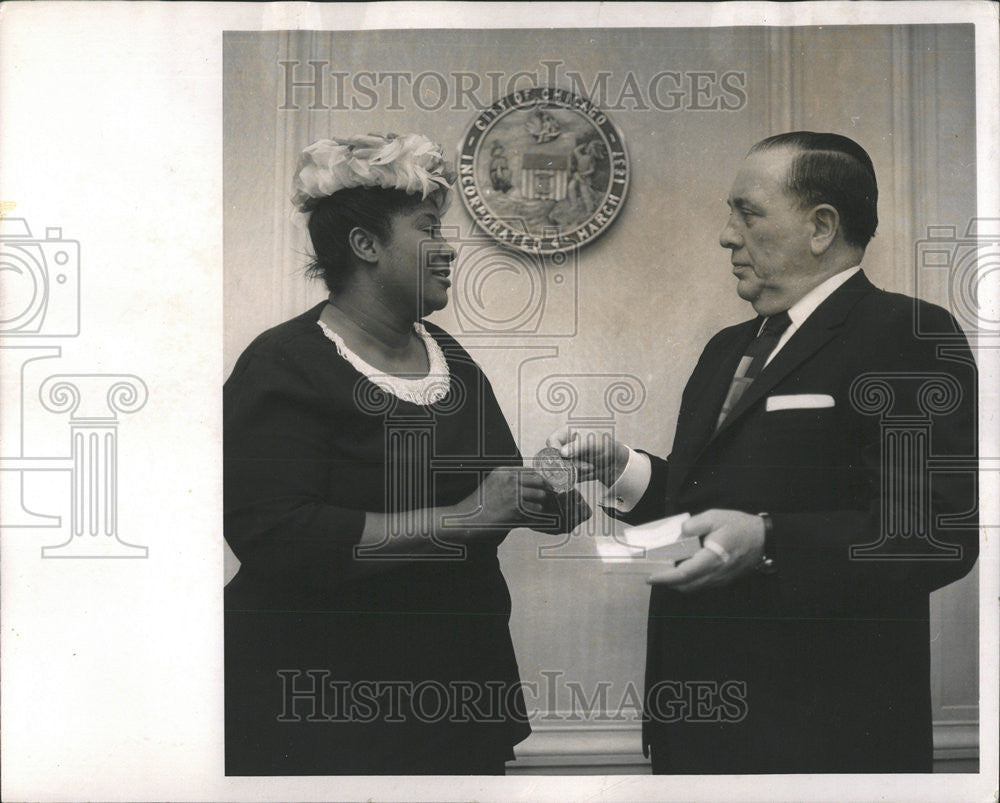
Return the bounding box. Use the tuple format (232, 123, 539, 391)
(809, 205, 839, 255)
(348, 226, 379, 264)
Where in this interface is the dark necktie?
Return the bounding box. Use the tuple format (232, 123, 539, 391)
(715, 311, 792, 431)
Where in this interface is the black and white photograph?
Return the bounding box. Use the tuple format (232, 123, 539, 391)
(2, 3, 998, 801)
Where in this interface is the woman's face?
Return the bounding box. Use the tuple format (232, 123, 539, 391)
(374, 198, 456, 317)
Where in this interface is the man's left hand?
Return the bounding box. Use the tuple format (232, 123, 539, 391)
(647, 509, 765, 591)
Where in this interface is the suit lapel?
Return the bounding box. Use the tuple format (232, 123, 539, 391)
(710, 270, 876, 441)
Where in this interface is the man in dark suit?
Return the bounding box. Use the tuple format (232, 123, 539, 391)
(550, 132, 978, 773)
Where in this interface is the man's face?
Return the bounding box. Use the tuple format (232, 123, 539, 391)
(719, 148, 819, 316)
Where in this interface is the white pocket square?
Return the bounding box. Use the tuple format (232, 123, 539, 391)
(766, 393, 835, 411)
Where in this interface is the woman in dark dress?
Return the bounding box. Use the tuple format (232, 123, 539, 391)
(224, 133, 551, 775)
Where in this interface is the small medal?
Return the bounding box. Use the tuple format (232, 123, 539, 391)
(533, 446, 577, 494)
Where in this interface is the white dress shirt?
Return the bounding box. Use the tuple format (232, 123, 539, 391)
(603, 267, 861, 512)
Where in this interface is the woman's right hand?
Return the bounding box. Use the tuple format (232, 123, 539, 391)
(447, 466, 551, 541)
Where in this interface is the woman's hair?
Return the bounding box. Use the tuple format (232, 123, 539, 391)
(304, 186, 445, 293)
(292, 134, 455, 292)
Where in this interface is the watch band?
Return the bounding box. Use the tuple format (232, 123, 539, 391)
(756, 512, 777, 574)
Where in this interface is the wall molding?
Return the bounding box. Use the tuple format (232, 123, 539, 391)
(510, 720, 647, 772)
(508, 718, 980, 773)
(890, 25, 946, 301)
(766, 28, 794, 135)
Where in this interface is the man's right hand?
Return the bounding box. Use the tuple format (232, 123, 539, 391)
(545, 427, 630, 488)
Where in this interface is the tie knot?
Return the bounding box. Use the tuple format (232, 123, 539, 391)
(761, 311, 792, 337)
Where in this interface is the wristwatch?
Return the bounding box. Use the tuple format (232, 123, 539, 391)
(756, 512, 778, 574)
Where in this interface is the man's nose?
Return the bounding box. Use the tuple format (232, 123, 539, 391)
(719, 218, 741, 250)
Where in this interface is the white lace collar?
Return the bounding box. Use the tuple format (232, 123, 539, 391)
(317, 319, 451, 406)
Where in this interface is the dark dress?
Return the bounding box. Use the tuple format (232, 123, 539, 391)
(224, 302, 531, 775)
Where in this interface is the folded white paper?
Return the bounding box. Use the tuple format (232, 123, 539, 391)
(596, 512, 700, 573)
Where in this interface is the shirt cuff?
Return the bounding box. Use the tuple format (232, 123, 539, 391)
(600, 447, 652, 513)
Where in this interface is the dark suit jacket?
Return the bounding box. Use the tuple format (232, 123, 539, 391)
(616, 271, 978, 773)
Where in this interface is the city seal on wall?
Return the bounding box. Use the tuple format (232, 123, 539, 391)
(458, 87, 629, 254)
